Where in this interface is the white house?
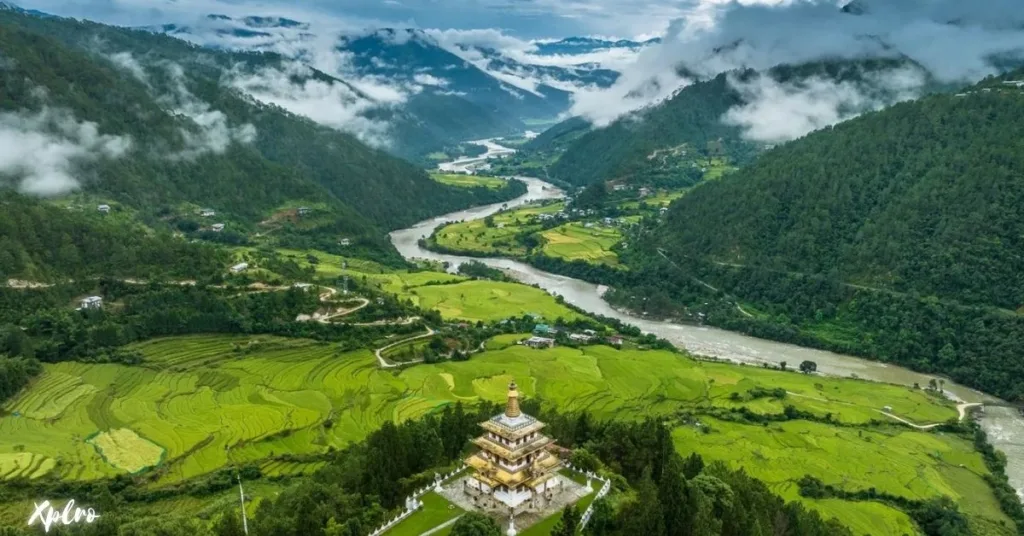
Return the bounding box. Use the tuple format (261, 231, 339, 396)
(80, 296, 103, 310)
(523, 336, 556, 349)
(211, 223, 225, 232)
(297, 207, 311, 216)
(97, 204, 111, 214)
(200, 209, 216, 218)
(230, 262, 249, 273)
(339, 238, 351, 247)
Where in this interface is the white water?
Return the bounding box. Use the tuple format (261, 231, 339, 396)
(394, 143, 1024, 501)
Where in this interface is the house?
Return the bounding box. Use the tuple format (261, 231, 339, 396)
(79, 296, 103, 310)
(660, 207, 669, 215)
(97, 204, 111, 214)
(496, 223, 506, 229)
(340, 238, 351, 247)
(200, 209, 216, 218)
(211, 223, 225, 232)
(638, 187, 651, 197)
(292, 283, 313, 291)
(523, 336, 556, 349)
(297, 207, 311, 216)
(1003, 80, 1024, 87)
(533, 323, 554, 335)
(612, 184, 627, 192)
(230, 262, 249, 273)
(569, 333, 594, 343)
(603, 217, 613, 225)
(584, 222, 595, 229)
(607, 335, 624, 347)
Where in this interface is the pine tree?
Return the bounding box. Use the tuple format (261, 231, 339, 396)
(658, 455, 690, 536)
(551, 504, 580, 536)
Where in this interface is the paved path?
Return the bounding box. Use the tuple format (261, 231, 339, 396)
(375, 327, 435, 368)
(419, 515, 463, 536)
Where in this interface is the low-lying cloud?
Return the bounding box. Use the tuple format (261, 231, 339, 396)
(226, 61, 394, 148)
(0, 107, 131, 196)
(722, 66, 927, 143)
(106, 52, 258, 158)
(163, 63, 258, 159)
(572, 0, 1024, 137)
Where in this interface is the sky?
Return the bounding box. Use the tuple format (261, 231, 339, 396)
(11, 0, 715, 38)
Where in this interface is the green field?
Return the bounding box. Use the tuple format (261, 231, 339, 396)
(407, 280, 582, 323)
(673, 418, 1013, 535)
(540, 223, 622, 266)
(1, 336, 1009, 534)
(388, 492, 464, 536)
(433, 202, 564, 257)
(430, 173, 507, 190)
(619, 189, 686, 210)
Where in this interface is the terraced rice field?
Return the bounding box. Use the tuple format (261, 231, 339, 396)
(430, 173, 507, 189)
(88, 428, 164, 473)
(672, 418, 1014, 535)
(540, 223, 622, 266)
(0, 336, 1008, 534)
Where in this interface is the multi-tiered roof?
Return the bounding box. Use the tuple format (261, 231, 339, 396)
(466, 381, 560, 501)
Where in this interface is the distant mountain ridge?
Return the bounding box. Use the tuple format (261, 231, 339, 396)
(147, 14, 641, 161)
(533, 36, 661, 56)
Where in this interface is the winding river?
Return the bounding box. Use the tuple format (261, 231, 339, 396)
(392, 143, 1024, 500)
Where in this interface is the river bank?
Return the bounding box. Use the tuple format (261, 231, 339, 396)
(396, 142, 1024, 501)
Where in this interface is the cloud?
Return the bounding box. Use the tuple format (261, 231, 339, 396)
(225, 61, 395, 147)
(0, 107, 132, 196)
(161, 62, 258, 159)
(571, 0, 1024, 128)
(721, 66, 927, 143)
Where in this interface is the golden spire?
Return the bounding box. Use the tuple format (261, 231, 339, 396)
(505, 380, 521, 418)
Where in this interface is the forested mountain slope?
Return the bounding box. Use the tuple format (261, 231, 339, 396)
(549, 72, 753, 187)
(658, 76, 1024, 308)
(0, 192, 226, 281)
(0, 8, 499, 233)
(546, 59, 935, 188)
(612, 72, 1024, 402)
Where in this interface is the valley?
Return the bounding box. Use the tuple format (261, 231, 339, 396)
(2, 2, 1024, 535)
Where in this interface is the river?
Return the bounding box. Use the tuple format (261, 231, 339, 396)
(392, 143, 1024, 500)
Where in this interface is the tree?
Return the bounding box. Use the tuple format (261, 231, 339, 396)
(682, 453, 705, 480)
(552, 505, 580, 536)
(583, 499, 614, 536)
(659, 455, 691, 536)
(779, 361, 787, 371)
(571, 448, 601, 473)
(799, 360, 817, 374)
(449, 513, 501, 536)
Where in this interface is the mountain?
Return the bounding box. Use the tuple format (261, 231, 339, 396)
(338, 29, 571, 122)
(0, 8, 515, 266)
(151, 17, 628, 160)
(658, 74, 1024, 309)
(532, 36, 661, 56)
(541, 58, 938, 188)
(629, 72, 1024, 401)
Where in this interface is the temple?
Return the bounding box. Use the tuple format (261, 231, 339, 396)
(464, 380, 561, 512)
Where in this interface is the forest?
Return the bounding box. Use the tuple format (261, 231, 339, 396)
(607, 71, 1024, 402)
